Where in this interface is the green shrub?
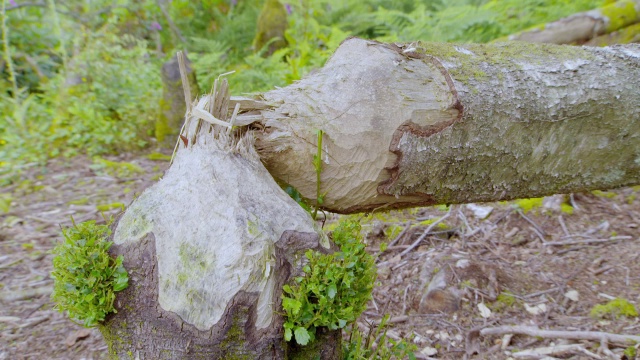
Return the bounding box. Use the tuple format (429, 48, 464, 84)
(42, 31, 161, 157)
(51, 220, 128, 327)
(282, 220, 376, 345)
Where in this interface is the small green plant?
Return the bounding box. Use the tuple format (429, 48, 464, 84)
(590, 298, 638, 319)
(312, 129, 326, 220)
(514, 197, 544, 213)
(90, 157, 144, 178)
(282, 220, 376, 345)
(285, 185, 312, 213)
(624, 346, 637, 358)
(51, 219, 128, 327)
(491, 291, 518, 312)
(343, 315, 417, 360)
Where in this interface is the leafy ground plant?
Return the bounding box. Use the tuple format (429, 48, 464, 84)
(282, 220, 377, 345)
(343, 315, 417, 360)
(51, 219, 128, 327)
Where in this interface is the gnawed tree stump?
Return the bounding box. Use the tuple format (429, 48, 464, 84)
(101, 79, 340, 359)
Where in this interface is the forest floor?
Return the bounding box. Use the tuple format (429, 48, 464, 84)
(0, 151, 639, 360)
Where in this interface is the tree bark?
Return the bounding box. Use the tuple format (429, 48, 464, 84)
(156, 53, 199, 146)
(220, 38, 640, 214)
(101, 80, 342, 359)
(506, 0, 640, 44)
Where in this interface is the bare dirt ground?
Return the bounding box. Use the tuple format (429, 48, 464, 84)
(0, 152, 638, 359)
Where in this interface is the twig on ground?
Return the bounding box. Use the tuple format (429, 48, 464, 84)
(599, 337, 616, 359)
(522, 286, 561, 299)
(371, 315, 408, 325)
(398, 211, 451, 258)
(512, 344, 601, 359)
(569, 193, 580, 210)
(478, 325, 640, 345)
(529, 225, 547, 244)
(544, 236, 633, 246)
(388, 221, 412, 247)
(0, 286, 52, 302)
(402, 285, 410, 314)
(518, 210, 547, 238)
(558, 215, 570, 237)
(457, 208, 478, 237)
(378, 211, 451, 268)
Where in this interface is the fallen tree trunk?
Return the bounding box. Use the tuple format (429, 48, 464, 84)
(221, 38, 640, 214)
(507, 0, 640, 44)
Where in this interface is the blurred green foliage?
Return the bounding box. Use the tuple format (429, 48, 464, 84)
(0, 0, 606, 177)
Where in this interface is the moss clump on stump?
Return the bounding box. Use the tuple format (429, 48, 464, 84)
(51, 220, 129, 327)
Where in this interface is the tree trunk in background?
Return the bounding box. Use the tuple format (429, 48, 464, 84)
(506, 0, 640, 44)
(584, 23, 640, 46)
(156, 53, 199, 146)
(221, 38, 640, 214)
(101, 80, 341, 359)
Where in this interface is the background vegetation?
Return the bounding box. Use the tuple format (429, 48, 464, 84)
(0, 0, 606, 181)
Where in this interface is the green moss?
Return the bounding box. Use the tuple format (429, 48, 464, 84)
(155, 97, 174, 144)
(179, 241, 211, 271)
(601, 0, 638, 32)
(52, 220, 128, 327)
(384, 224, 403, 240)
(418, 218, 449, 230)
(146, 152, 172, 161)
(560, 203, 574, 215)
(0, 193, 13, 213)
(96, 202, 125, 212)
(218, 308, 252, 360)
(177, 272, 188, 285)
(514, 197, 544, 213)
(68, 198, 89, 205)
(627, 194, 636, 204)
(624, 346, 637, 358)
(592, 190, 617, 198)
(91, 157, 144, 178)
(491, 292, 517, 312)
(418, 41, 593, 89)
(590, 298, 638, 319)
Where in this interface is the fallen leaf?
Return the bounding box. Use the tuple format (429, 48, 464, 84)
(421, 346, 438, 356)
(477, 303, 492, 318)
(564, 289, 579, 302)
(456, 259, 470, 268)
(466, 204, 493, 219)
